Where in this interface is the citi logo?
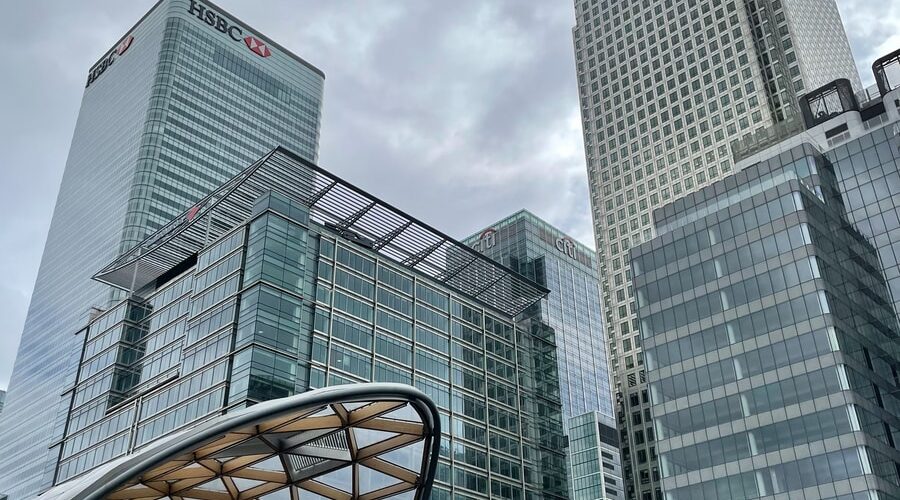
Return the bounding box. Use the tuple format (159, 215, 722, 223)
(188, 0, 272, 58)
(555, 237, 577, 260)
(472, 228, 497, 252)
(244, 36, 271, 58)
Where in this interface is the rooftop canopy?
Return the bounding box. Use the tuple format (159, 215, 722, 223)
(41, 384, 440, 500)
(93, 147, 548, 317)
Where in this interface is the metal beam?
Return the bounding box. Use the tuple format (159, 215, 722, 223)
(336, 201, 377, 230)
(307, 179, 338, 206)
(436, 255, 478, 284)
(472, 272, 510, 298)
(400, 240, 445, 268)
(372, 221, 412, 250)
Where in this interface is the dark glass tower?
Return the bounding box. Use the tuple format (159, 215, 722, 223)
(0, 1, 324, 496)
(465, 211, 613, 423)
(464, 210, 621, 499)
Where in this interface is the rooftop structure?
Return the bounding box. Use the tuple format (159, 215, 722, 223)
(96, 148, 548, 317)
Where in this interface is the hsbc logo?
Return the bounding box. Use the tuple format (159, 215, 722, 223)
(244, 36, 271, 58)
(116, 35, 134, 55)
(86, 34, 135, 88)
(188, 0, 272, 58)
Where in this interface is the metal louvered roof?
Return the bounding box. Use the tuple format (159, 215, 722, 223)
(93, 147, 548, 316)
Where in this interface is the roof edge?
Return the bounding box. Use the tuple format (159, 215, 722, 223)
(87, 0, 325, 79)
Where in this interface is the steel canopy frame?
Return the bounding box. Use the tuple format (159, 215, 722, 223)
(93, 147, 548, 316)
(40, 383, 441, 500)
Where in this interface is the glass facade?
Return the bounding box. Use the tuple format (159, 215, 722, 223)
(572, 1, 861, 497)
(0, 0, 324, 496)
(632, 145, 900, 499)
(464, 210, 619, 499)
(464, 210, 613, 424)
(570, 411, 625, 500)
(824, 126, 900, 319)
(53, 154, 569, 498)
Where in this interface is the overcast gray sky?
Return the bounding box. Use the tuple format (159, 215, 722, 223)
(0, 1, 895, 389)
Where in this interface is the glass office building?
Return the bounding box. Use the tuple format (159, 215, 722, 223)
(464, 211, 621, 499)
(51, 148, 568, 499)
(824, 122, 900, 319)
(464, 211, 613, 423)
(632, 143, 900, 499)
(733, 50, 900, 321)
(0, 0, 324, 496)
(572, 1, 861, 495)
(569, 411, 626, 500)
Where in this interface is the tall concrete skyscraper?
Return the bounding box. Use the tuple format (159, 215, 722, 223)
(572, 1, 860, 498)
(0, 1, 324, 496)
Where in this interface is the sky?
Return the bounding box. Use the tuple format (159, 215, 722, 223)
(0, 1, 896, 390)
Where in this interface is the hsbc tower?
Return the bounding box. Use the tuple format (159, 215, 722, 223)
(0, 0, 324, 496)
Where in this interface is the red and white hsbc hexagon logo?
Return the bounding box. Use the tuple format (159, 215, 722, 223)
(116, 35, 134, 55)
(244, 36, 271, 58)
(188, 0, 272, 58)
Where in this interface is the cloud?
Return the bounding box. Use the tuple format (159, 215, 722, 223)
(0, 0, 590, 388)
(232, 0, 593, 240)
(3, 0, 891, 391)
(835, 0, 900, 87)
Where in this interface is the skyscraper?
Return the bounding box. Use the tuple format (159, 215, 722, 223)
(464, 210, 622, 499)
(572, 1, 861, 497)
(0, 1, 324, 496)
(51, 147, 568, 499)
(465, 211, 613, 425)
